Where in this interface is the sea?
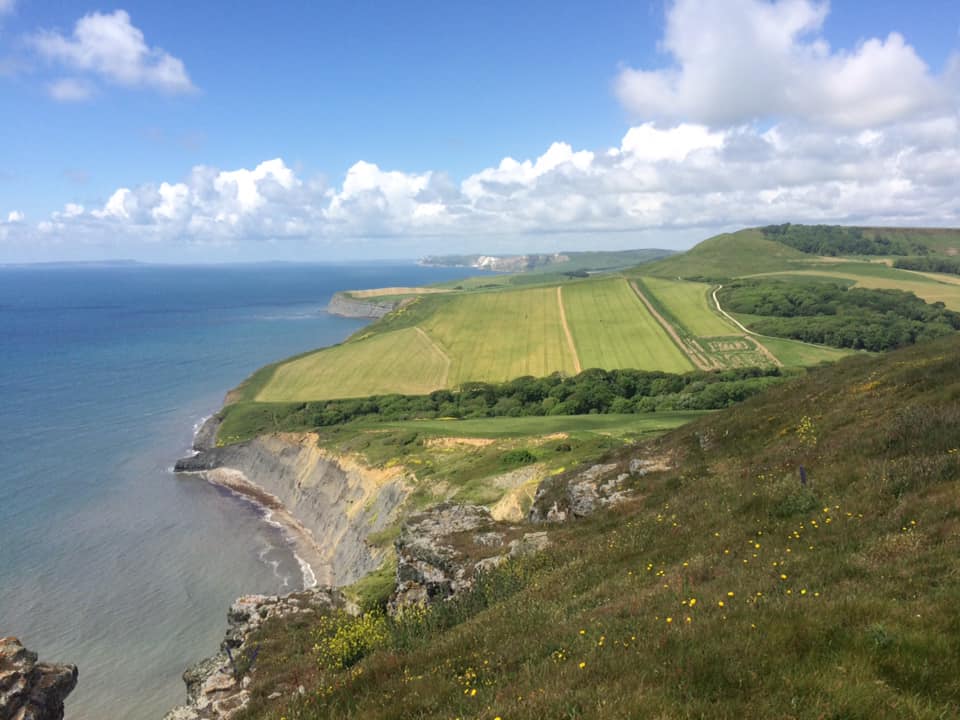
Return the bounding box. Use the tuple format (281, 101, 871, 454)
(0, 262, 472, 719)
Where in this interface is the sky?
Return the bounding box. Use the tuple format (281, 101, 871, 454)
(1, 0, 959, 262)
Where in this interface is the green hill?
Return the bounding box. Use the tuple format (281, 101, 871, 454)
(640, 228, 810, 279)
(236, 333, 960, 720)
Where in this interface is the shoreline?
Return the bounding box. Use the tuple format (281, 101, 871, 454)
(178, 415, 328, 589)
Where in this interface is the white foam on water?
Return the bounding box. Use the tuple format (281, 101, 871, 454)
(295, 553, 318, 589)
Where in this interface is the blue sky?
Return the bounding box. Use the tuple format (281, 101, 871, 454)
(1, 0, 959, 261)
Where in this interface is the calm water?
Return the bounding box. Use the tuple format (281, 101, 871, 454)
(0, 262, 470, 719)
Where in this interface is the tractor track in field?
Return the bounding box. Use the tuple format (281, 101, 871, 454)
(628, 280, 713, 371)
(414, 326, 452, 386)
(556, 286, 583, 373)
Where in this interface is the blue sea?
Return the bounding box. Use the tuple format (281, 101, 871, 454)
(0, 262, 471, 719)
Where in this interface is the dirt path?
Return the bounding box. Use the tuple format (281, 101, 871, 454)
(415, 326, 452, 385)
(556, 286, 582, 373)
(629, 280, 712, 371)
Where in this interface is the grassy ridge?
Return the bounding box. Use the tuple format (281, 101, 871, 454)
(562, 278, 693, 372)
(238, 333, 960, 720)
(641, 228, 810, 279)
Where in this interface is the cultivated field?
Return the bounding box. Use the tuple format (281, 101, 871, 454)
(257, 327, 449, 401)
(640, 276, 736, 336)
(346, 287, 449, 298)
(562, 278, 693, 372)
(420, 286, 578, 384)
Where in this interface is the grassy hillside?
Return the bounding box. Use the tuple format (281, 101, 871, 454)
(640, 228, 810, 279)
(236, 333, 960, 720)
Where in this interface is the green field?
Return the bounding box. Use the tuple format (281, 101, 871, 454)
(257, 327, 449, 401)
(562, 278, 693, 372)
(419, 285, 578, 383)
(370, 411, 708, 439)
(640, 276, 736, 336)
(758, 336, 855, 367)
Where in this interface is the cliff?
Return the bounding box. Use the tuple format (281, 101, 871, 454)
(176, 431, 412, 588)
(325, 292, 398, 319)
(0, 637, 77, 720)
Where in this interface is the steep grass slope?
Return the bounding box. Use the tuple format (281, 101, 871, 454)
(238, 334, 960, 720)
(640, 228, 810, 279)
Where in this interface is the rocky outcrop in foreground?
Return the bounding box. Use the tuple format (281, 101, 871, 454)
(389, 503, 549, 612)
(164, 588, 346, 720)
(0, 637, 77, 720)
(528, 452, 673, 523)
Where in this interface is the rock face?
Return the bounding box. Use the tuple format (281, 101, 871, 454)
(389, 503, 550, 612)
(529, 452, 673, 523)
(163, 588, 345, 720)
(177, 433, 412, 587)
(0, 637, 77, 720)
(326, 292, 398, 319)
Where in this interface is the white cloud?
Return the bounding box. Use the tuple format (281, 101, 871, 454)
(48, 77, 93, 102)
(31, 10, 195, 97)
(615, 0, 952, 128)
(7, 210, 23, 222)
(5, 1, 959, 260)
(7, 114, 957, 258)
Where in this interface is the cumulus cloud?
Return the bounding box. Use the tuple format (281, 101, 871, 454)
(5, 1, 958, 259)
(615, 0, 953, 128)
(48, 77, 93, 102)
(6, 115, 957, 258)
(31, 10, 195, 98)
(7, 210, 23, 222)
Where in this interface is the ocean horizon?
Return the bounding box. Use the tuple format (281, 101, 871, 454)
(0, 261, 472, 720)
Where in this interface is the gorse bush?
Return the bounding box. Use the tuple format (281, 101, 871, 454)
(313, 611, 389, 671)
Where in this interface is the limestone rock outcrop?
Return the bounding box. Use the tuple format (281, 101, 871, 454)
(389, 503, 550, 612)
(0, 637, 77, 720)
(163, 588, 345, 720)
(529, 451, 673, 523)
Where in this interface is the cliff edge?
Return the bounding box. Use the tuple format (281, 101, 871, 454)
(0, 637, 77, 720)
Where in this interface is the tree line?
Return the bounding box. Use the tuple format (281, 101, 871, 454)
(762, 224, 929, 256)
(719, 280, 960, 351)
(893, 256, 960, 276)
(267, 366, 787, 429)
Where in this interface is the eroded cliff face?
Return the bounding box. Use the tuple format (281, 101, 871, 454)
(0, 637, 77, 720)
(325, 293, 398, 319)
(176, 432, 412, 588)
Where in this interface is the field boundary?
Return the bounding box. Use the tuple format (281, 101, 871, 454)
(629, 280, 712, 371)
(556, 286, 582, 373)
(414, 326, 452, 386)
